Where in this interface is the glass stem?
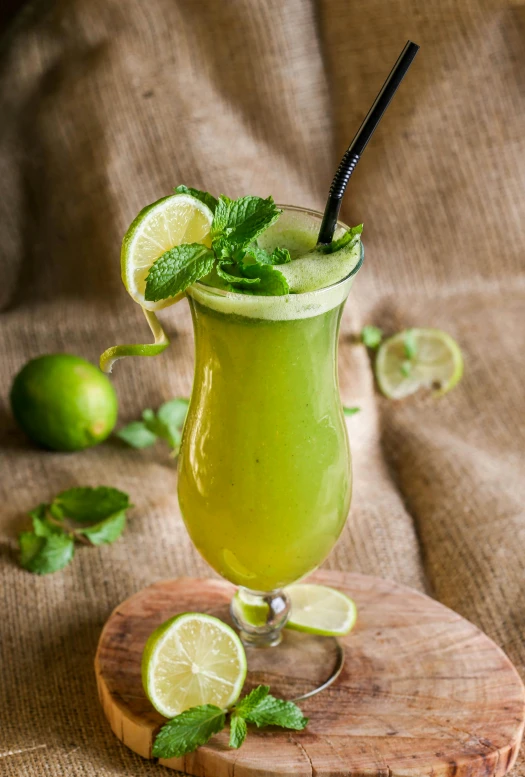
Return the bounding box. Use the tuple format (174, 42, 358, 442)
(231, 587, 291, 647)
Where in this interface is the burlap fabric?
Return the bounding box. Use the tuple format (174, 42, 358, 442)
(1, 0, 524, 774)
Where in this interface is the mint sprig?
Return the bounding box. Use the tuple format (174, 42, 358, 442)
(153, 685, 308, 758)
(18, 486, 131, 574)
(117, 398, 189, 456)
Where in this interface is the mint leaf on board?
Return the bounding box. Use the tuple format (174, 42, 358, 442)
(145, 244, 215, 302)
(53, 486, 130, 523)
(174, 185, 218, 213)
(117, 421, 157, 449)
(152, 705, 226, 759)
(242, 694, 308, 730)
(361, 325, 383, 349)
(233, 685, 270, 717)
(319, 224, 363, 254)
(343, 406, 361, 416)
(77, 510, 127, 546)
(403, 329, 418, 360)
(19, 531, 75, 575)
(239, 264, 289, 296)
(229, 715, 247, 749)
(216, 262, 260, 286)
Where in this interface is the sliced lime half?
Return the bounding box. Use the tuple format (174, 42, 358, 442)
(142, 613, 247, 718)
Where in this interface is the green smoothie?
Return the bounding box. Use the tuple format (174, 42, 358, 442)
(178, 206, 362, 591)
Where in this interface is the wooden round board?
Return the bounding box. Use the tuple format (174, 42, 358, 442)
(95, 571, 525, 776)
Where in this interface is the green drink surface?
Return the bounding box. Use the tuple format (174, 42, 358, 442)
(178, 299, 352, 591)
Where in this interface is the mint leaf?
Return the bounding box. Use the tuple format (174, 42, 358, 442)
(212, 195, 280, 249)
(152, 705, 226, 759)
(217, 262, 260, 285)
(157, 398, 189, 432)
(244, 245, 291, 266)
(240, 264, 289, 296)
(234, 685, 270, 717)
(117, 421, 157, 449)
(403, 329, 418, 360)
(319, 224, 363, 254)
(53, 487, 130, 523)
(141, 407, 165, 437)
(120, 399, 189, 454)
(32, 515, 64, 538)
(226, 196, 281, 248)
(400, 360, 412, 377)
(211, 195, 232, 237)
(142, 404, 183, 449)
(19, 532, 75, 575)
(174, 185, 218, 213)
(361, 325, 383, 349)
(229, 715, 247, 749)
(343, 406, 360, 416)
(145, 244, 214, 302)
(243, 695, 308, 730)
(77, 509, 126, 545)
(29, 504, 64, 537)
(270, 246, 291, 265)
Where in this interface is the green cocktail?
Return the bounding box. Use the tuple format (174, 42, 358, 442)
(102, 193, 362, 650)
(179, 293, 351, 592)
(178, 205, 362, 644)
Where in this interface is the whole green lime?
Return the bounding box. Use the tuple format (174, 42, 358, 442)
(10, 354, 118, 451)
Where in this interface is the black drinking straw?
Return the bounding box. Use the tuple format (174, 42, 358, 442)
(317, 40, 420, 245)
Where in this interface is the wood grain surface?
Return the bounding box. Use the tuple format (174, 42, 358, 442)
(95, 571, 525, 776)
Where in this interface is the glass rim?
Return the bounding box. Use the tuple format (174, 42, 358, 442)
(192, 203, 364, 300)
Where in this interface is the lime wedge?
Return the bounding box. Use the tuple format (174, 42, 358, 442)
(285, 584, 357, 637)
(122, 193, 213, 311)
(375, 328, 464, 399)
(142, 613, 247, 718)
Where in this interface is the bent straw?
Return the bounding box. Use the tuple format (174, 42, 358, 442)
(318, 40, 420, 245)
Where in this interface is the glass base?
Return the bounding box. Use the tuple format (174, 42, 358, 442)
(243, 629, 344, 701)
(229, 585, 344, 699)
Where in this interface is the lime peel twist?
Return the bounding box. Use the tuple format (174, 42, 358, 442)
(100, 307, 171, 374)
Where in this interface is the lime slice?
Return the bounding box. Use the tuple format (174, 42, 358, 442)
(142, 613, 247, 718)
(375, 328, 464, 399)
(99, 308, 169, 373)
(232, 589, 270, 627)
(285, 584, 357, 637)
(122, 193, 213, 311)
